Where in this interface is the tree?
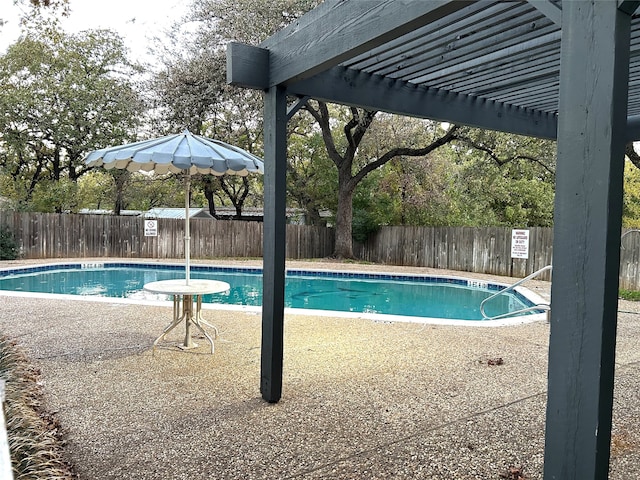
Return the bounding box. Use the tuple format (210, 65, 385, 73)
(17, 0, 68, 11)
(448, 129, 556, 227)
(623, 156, 640, 227)
(3, 0, 69, 29)
(359, 150, 459, 228)
(287, 130, 337, 226)
(78, 171, 186, 213)
(148, 28, 264, 216)
(303, 103, 464, 257)
(0, 27, 143, 211)
(170, 0, 557, 258)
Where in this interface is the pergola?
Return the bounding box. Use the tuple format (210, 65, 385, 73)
(227, 1, 640, 478)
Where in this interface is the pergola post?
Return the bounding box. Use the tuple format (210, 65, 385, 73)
(261, 85, 288, 403)
(544, 2, 633, 478)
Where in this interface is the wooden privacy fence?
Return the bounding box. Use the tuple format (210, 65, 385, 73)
(0, 212, 334, 261)
(355, 226, 554, 280)
(4, 212, 640, 289)
(354, 225, 640, 290)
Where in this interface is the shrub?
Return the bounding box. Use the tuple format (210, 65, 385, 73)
(619, 289, 640, 301)
(0, 336, 75, 478)
(0, 225, 18, 260)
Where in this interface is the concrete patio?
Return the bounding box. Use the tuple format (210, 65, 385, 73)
(0, 260, 639, 479)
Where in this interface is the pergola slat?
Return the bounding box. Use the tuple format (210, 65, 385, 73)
(369, 4, 544, 78)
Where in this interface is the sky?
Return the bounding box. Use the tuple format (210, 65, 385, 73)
(0, 0, 190, 61)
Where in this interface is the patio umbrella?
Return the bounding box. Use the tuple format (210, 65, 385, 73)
(84, 129, 264, 284)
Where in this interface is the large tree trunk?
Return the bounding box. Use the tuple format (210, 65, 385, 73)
(203, 180, 218, 218)
(334, 173, 355, 258)
(113, 170, 130, 215)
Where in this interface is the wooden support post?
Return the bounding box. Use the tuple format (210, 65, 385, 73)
(544, 2, 632, 478)
(261, 85, 288, 403)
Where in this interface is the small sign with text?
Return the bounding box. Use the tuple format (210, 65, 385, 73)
(511, 229, 529, 259)
(144, 220, 158, 237)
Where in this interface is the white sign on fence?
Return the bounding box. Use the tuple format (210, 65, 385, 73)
(511, 229, 530, 259)
(144, 220, 158, 237)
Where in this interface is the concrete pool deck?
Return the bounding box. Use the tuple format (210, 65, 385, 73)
(1, 258, 639, 479)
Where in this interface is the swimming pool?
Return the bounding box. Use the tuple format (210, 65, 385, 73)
(0, 262, 549, 325)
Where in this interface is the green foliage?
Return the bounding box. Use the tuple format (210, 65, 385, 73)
(0, 224, 19, 260)
(29, 178, 79, 213)
(77, 171, 187, 213)
(447, 129, 556, 227)
(453, 155, 555, 227)
(619, 289, 640, 301)
(76, 171, 117, 211)
(352, 208, 380, 243)
(0, 26, 143, 209)
(371, 150, 460, 226)
(352, 171, 395, 242)
(287, 131, 337, 225)
(345, 125, 556, 231)
(623, 160, 640, 227)
(148, 0, 301, 212)
(188, 0, 320, 45)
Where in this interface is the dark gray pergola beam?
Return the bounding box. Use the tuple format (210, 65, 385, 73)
(470, 65, 559, 96)
(618, 0, 640, 16)
(287, 66, 558, 140)
(227, 42, 269, 90)
(228, 41, 640, 142)
(261, 86, 288, 403)
(259, 0, 473, 86)
(287, 96, 310, 121)
(492, 82, 559, 105)
(368, 5, 546, 78)
(626, 115, 640, 141)
(544, 2, 632, 478)
(528, 0, 562, 26)
(227, 42, 557, 138)
(453, 57, 559, 92)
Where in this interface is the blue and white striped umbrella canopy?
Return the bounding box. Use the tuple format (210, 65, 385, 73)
(84, 129, 264, 176)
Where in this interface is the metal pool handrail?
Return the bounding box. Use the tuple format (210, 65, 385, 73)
(480, 265, 553, 320)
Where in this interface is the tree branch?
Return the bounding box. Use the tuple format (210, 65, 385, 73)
(352, 124, 461, 185)
(456, 137, 555, 175)
(303, 101, 343, 167)
(344, 108, 376, 161)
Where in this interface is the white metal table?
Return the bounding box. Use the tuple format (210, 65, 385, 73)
(143, 279, 230, 354)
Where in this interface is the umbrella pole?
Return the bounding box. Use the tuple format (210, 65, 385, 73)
(185, 172, 191, 285)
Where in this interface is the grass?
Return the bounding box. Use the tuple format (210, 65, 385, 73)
(619, 289, 640, 301)
(0, 336, 75, 479)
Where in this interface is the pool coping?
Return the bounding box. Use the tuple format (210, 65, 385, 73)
(0, 261, 550, 327)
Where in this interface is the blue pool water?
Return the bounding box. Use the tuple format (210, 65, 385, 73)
(0, 263, 541, 321)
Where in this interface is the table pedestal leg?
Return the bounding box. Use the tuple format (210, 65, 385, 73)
(153, 293, 218, 354)
(189, 295, 218, 354)
(153, 295, 186, 355)
(181, 295, 197, 349)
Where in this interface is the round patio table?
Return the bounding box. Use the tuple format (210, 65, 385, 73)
(144, 279, 230, 354)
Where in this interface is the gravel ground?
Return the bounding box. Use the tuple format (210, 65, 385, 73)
(0, 258, 639, 479)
